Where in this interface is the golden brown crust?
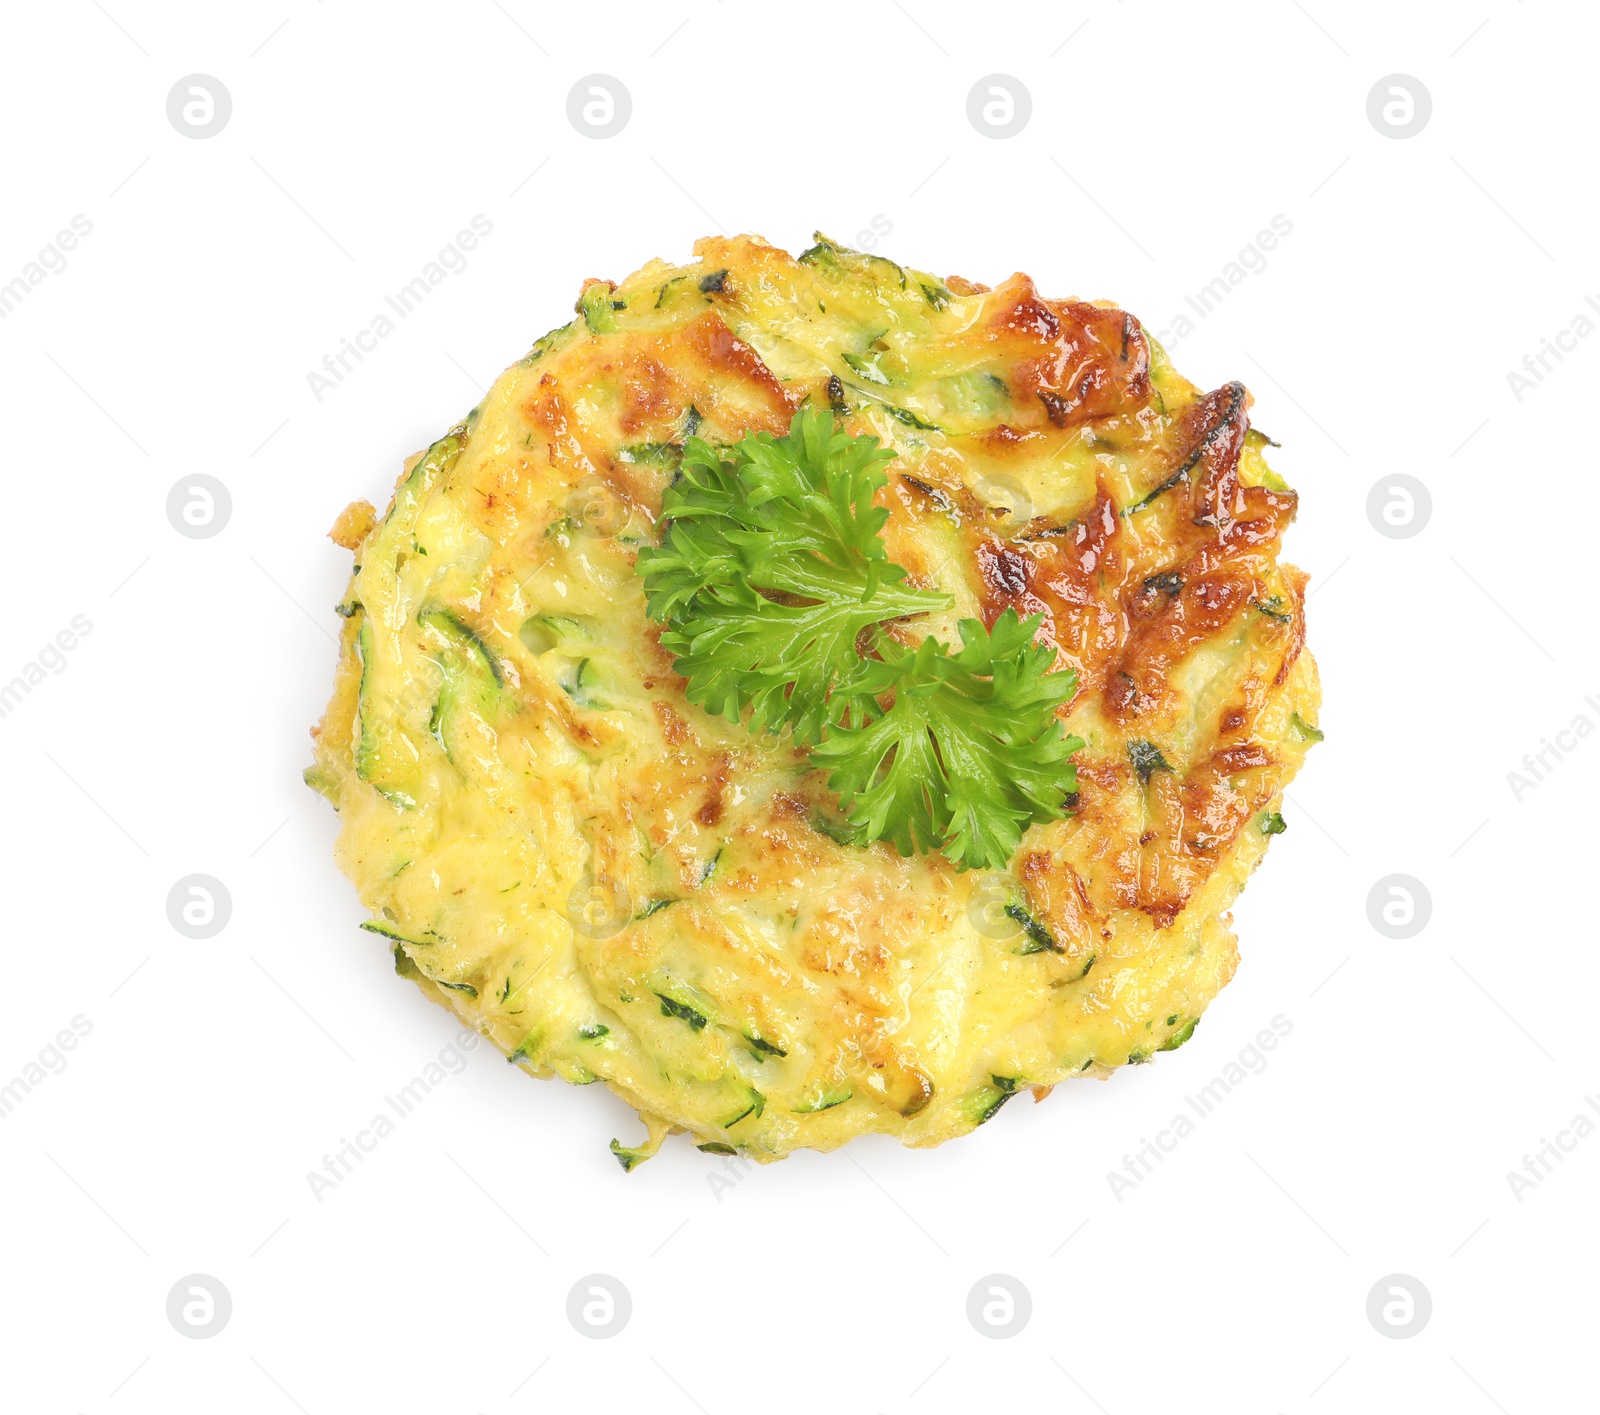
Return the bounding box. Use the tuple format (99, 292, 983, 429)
(327, 499, 376, 550)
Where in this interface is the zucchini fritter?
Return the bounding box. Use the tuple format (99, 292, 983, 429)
(308, 233, 1320, 1165)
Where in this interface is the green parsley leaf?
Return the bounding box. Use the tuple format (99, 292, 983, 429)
(637, 409, 946, 742)
(811, 610, 1083, 870)
(637, 410, 1084, 870)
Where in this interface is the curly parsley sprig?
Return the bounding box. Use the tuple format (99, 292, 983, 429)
(812, 611, 1081, 870)
(638, 409, 946, 742)
(636, 408, 1083, 869)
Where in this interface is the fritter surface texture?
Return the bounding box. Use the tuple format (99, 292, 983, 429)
(309, 233, 1320, 1164)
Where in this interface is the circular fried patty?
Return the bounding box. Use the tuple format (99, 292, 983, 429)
(308, 232, 1321, 1165)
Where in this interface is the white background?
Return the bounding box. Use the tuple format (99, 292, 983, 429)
(2, 1, 1595, 1410)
